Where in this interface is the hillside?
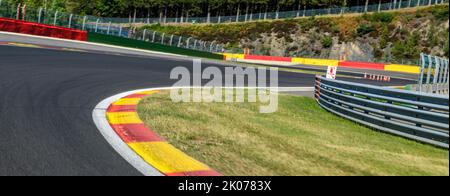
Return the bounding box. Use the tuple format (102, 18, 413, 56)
(141, 5, 449, 64)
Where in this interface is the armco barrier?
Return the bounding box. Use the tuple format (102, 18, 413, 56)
(222, 53, 421, 74)
(292, 58, 339, 66)
(244, 54, 292, 62)
(0, 17, 87, 41)
(384, 64, 421, 74)
(338, 61, 386, 70)
(315, 75, 449, 148)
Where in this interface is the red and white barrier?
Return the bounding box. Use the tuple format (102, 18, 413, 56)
(0, 17, 87, 41)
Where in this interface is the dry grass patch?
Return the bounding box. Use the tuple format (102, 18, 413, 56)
(137, 90, 449, 176)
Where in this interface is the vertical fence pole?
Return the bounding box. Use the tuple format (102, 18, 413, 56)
(418, 53, 426, 92)
(95, 18, 99, 33)
(218, 15, 221, 23)
(169, 35, 174, 46)
(82, 16, 87, 31)
(378, 0, 382, 12)
(444, 59, 449, 84)
(118, 25, 122, 37)
(408, 0, 412, 7)
(53, 11, 58, 26)
(38, 7, 43, 23)
(16, 4, 21, 20)
(68, 14, 73, 28)
(178, 36, 182, 47)
(194, 40, 197, 50)
(426, 55, 433, 84)
(418, 0, 421, 6)
(22, 4, 26, 20)
(303, 6, 306, 17)
(186, 37, 191, 48)
(433, 56, 441, 85)
(161, 33, 165, 45)
(429, 0, 432, 5)
(399, 0, 402, 8)
(107, 22, 111, 35)
(142, 29, 146, 40)
(152, 31, 156, 42)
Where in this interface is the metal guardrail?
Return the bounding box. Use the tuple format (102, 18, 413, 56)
(315, 75, 449, 148)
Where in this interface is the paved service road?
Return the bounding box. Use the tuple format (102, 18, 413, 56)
(0, 44, 414, 176)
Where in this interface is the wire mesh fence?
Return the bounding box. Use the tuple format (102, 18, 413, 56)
(68, 0, 449, 25)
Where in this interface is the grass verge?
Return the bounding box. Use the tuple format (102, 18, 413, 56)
(137, 90, 448, 176)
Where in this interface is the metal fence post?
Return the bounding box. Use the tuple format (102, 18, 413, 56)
(433, 56, 441, 84)
(107, 22, 111, 35)
(161, 33, 165, 45)
(426, 55, 433, 84)
(152, 31, 156, 42)
(218, 15, 221, 23)
(178, 36, 182, 47)
(194, 40, 198, 50)
(82, 16, 87, 31)
(408, 0, 412, 7)
(444, 59, 449, 84)
(95, 18, 99, 33)
(53, 11, 58, 26)
(68, 14, 73, 28)
(186, 37, 192, 48)
(399, 0, 402, 8)
(169, 35, 174, 46)
(303, 6, 306, 17)
(418, 53, 426, 92)
(142, 29, 146, 40)
(16, 4, 21, 20)
(429, 0, 432, 5)
(118, 25, 122, 37)
(38, 7, 43, 23)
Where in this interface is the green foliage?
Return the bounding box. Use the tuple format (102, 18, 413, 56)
(379, 26, 389, 49)
(392, 31, 420, 60)
(363, 12, 395, 23)
(444, 31, 449, 57)
(321, 36, 333, 48)
(356, 23, 375, 36)
(431, 5, 449, 21)
(4, 0, 362, 18)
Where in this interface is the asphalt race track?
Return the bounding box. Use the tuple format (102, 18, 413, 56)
(0, 44, 414, 176)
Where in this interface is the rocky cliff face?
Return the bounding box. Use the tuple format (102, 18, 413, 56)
(142, 5, 449, 63)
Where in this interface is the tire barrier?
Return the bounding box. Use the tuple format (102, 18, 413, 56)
(0, 17, 87, 41)
(315, 75, 449, 149)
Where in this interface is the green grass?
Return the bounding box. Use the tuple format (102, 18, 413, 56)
(137, 90, 449, 176)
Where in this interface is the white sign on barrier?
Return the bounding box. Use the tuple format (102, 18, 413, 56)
(326, 66, 337, 80)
